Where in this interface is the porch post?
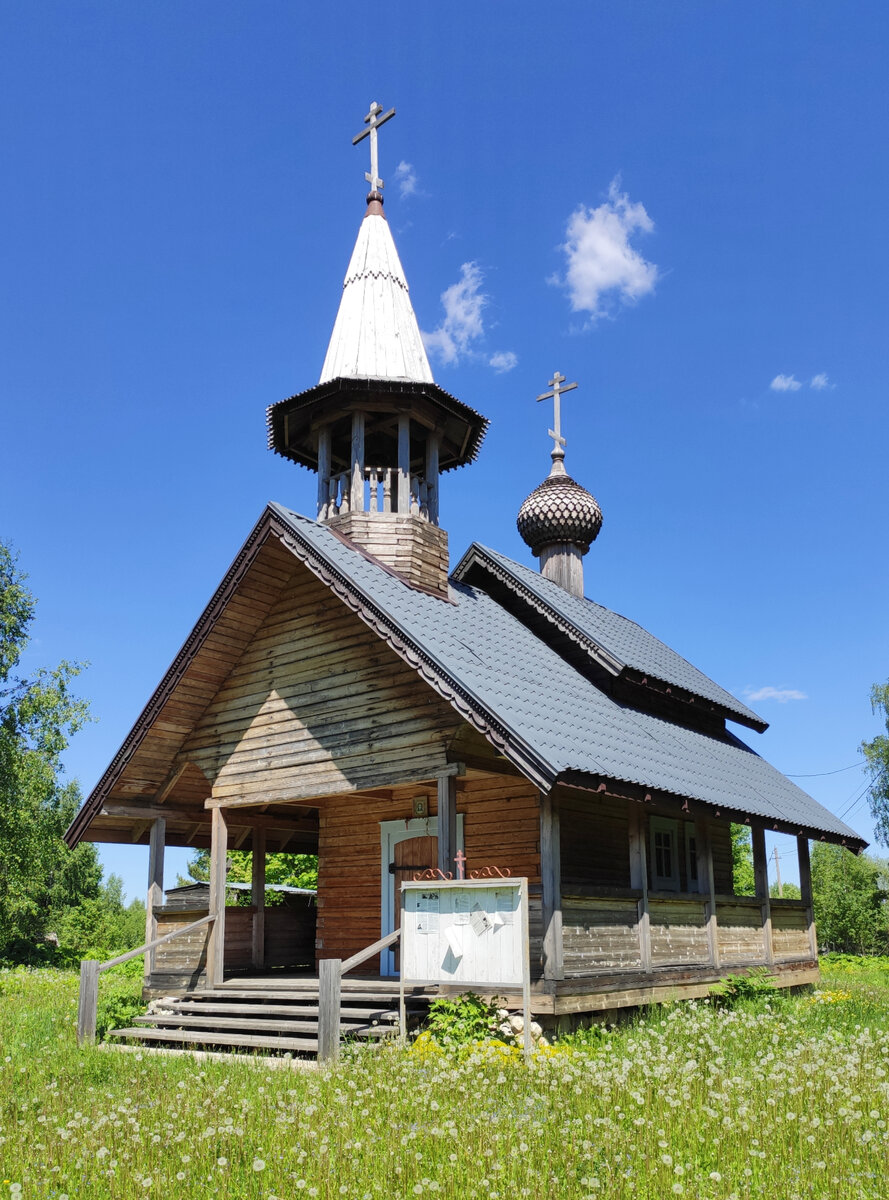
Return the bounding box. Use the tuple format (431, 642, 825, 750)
(628, 806, 652, 972)
(207, 807, 228, 987)
(317, 425, 332, 518)
(751, 825, 774, 964)
(251, 827, 266, 970)
(540, 789, 563, 980)
(437, 772, 457, 876)
(797, 835, 817, 959)
(694, 818, 719, 968)
(144, 816, 166, 983)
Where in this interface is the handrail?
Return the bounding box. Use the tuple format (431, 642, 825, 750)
(318, 928, 402, 1064)
(341, 928, 401, 975)
(76, 913, 216, 1046)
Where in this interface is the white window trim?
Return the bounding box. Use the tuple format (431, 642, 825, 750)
(649, 816, 680, 892)
(379, 815, 465, 976)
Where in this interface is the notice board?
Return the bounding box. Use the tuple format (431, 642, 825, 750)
(400, 878, 529, 989)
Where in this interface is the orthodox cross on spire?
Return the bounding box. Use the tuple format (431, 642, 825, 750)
(536, 371, 578, 467)
(353, 100, 396, 194)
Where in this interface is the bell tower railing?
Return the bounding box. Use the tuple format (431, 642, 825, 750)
(320, 466, 438, 525)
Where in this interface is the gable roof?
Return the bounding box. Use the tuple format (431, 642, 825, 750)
(453, 543, 767, 732)
(66, 503, 865, 852)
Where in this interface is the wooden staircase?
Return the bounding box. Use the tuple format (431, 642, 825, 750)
(106, 979, 429, 1058)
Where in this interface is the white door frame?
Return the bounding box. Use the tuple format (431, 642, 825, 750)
(379, 815, 465, 976)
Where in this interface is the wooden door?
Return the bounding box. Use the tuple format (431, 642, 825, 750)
(392, 835, 437, 970)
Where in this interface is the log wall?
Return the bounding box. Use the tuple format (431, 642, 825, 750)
(315, 772, 542, 971)
(180, 568, 462, 805)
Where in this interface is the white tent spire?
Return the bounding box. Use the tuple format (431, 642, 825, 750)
(318, 102, 434, 386)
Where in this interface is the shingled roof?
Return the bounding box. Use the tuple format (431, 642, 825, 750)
(452, 543, 767, 732)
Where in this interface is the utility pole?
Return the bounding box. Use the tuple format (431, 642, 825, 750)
(773, 845, 783, 898)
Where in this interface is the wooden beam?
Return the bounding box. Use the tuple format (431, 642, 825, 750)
(317, 958, 342, 1064)
(207, 808, 228, 987)
(437, 774, 457, 876)
(350, 411, 365, 513)
(144, 817, 166, 982)
(752, 826, 774, 965)
(797, 835, 817, 958)
(101, 803, 317, 834)
(695, 818, 719, 968)
(397, 413, 411, 514)
(252, 828, 266, 970)
(425, 433, 440, 525)
(154, 762, 189, 806)
(628, 807, 651, 972)
(205, 765, 460, 810)
(317, 424, 332, 518)
(540, 790, 563, 980)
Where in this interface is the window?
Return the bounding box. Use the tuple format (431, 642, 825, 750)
(649, 817, 680, 891)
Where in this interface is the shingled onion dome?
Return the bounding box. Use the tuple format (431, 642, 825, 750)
(517, 441, 602, 599)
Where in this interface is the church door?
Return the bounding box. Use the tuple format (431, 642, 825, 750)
(391, 836, 438, 971)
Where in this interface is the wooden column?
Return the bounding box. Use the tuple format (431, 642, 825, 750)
(251, 827, 266, 971)
(397, 413, 411, 514)
(425, 433, 440, 525)
(540, 789, 563, 980)
(797, 835, 818, 959)
(317, 957, 342, 1063)
(628, 807, 652, 972)
(751, 826, 774, 964)
(695, 818, 719, 968)
(207, 807, 228, 987)
(350, 412, 365, 513)
(437, 772, 457, 876)
(317, 425, 332, 518)
(144, 816, 166, 982)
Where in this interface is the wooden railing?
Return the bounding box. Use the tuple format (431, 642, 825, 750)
(76, 914, 215, 1046)
(317, 928, 401, 1064)
(320, 468, 435, 522)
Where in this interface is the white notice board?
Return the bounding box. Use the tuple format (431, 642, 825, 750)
(400, 878, 529, 989)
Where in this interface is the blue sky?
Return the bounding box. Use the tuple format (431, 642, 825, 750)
(2, 1, 887, 901)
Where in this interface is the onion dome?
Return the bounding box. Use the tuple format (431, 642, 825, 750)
(517, 463, 603, 555)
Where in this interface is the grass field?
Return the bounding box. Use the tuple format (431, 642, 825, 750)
(2, 961, 888, 1198)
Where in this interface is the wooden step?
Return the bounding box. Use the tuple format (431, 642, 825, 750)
(189, 989, 425, 1004)
(136, 1014, 396, 1036)
(158, 1001, 399, 1020)
(107, 1027, 319, 1052)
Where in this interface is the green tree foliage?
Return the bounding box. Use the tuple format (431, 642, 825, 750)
(0, 542, 100, 959)
(862, 681, 889, 846)
(769, 881, 802, 900)
(811, 842, 888, 954)
(181, 849, 318, 899)
(53, 874, 146, 962)
(731, 824, 756, 895)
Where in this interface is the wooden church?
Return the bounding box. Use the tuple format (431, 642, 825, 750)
(66, 104, 864, 1052)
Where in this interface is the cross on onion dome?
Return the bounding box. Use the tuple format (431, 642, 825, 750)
(352, 100, 396, 195)
(536, 371, 578, 465)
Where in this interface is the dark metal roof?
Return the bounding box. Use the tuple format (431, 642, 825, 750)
(452, 544, 767, 732)
(266, 376, 489, 473)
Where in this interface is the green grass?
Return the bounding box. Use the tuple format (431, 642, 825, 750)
(1, 965, 889, 1198)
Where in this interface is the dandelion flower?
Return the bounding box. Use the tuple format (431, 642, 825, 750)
(252, 1159, 266, 1172)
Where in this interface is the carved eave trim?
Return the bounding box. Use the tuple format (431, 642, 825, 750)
(66, 509, 556, 848)
(556, 772, 868, 854)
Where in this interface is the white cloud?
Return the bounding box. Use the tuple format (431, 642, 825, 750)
(810, 373, 832, 390)
(551, 178, 658, 321)
(770, 374, 802, 392)
(489, 350, 518, 373)
(422, 263, 516, 373)
(394, 161, 419, 199)
(744, 686, 808, 703)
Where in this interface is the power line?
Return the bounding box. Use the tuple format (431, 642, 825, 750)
(786, 760, 865, 779)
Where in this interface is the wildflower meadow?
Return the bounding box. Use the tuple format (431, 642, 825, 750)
(2, 961, 889, 1198)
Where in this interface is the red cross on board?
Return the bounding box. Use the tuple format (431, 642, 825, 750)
(454, 850, 467, 880)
